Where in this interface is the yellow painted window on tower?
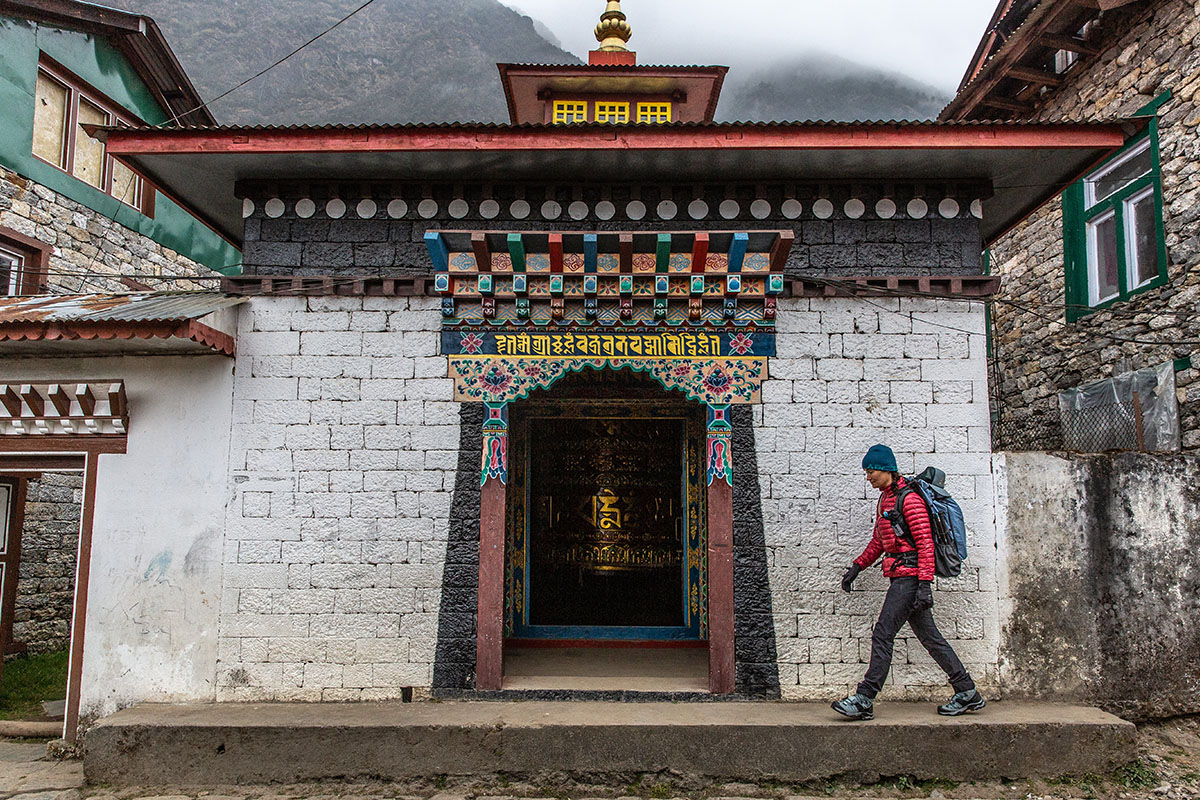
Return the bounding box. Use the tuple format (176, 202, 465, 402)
(595, 102, 629, 124)
(637, 103, 673, 124)
(553, 101, 588, 124)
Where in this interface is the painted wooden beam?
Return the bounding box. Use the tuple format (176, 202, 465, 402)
(769, 230, 794, 273)
(583, 233, 598, 273)
(549, 233, 564, 274)
(691, 233, 709, 274)
(21, 386, 44, 417)
(424, 231, 449, 272)
(655, 233, 672, 273)
(507, 233, 526, 273)
(728, 232, 749, 273)
(471, 232, 491, 272)
(619, 233, 633, 272)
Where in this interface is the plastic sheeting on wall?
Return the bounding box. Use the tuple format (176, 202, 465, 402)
(1058, 361, 1180, 452)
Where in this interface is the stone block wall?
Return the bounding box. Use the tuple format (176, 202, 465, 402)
(9, 473, 80, 656)
(237, 182, 987, 280)
(218, 295, 451, 701)
(759, 297, 998, 700)
(217, 295, 998, 700)
(988, 0, 1200, 449)
(0, 166, 218, 292)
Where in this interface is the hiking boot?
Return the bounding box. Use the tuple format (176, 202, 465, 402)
(937, 689, 986, 716)
(831, 693, 874, 720)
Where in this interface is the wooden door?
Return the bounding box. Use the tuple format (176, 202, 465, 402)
(0, 479, 25, 687)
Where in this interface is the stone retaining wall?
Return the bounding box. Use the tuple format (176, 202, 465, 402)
(8, 474, 80, 657)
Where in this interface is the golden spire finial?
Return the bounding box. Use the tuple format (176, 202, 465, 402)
(594, 1, 632, 52)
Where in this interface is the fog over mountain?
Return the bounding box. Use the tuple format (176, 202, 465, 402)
(105, 0, 949, 124)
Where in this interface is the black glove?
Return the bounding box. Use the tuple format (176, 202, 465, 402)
(913, 581, 934, 612)
(841, 564, 862, 593)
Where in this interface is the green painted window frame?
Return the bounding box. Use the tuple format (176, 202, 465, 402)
(1063, 95, 1169, 323)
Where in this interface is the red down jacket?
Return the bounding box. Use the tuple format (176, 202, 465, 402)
(853, 477, 935, 582)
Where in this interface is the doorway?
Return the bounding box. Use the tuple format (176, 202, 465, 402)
(502, 370, 708, 690)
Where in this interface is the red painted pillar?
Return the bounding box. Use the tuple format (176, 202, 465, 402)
(705, 404, 735, 694)
(476, 402, 509, 691)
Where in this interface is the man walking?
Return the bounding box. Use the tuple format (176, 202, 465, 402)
(831, 444, 985, 720)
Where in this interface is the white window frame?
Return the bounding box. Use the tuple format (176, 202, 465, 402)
(1084, 138, 1151, 208)
(1085, 208, 1119, 306)
(1123, 185, 1159, 291)
(0, 245, 24, 296)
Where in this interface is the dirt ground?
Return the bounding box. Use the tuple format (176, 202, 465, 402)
(4, 715, 1200, 800)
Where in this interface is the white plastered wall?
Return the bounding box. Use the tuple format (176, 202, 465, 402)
(0, 354, 235, 723)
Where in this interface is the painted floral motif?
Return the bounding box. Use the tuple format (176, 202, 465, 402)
(727, 331, 755, 355)
(460, 332, 485, 355)
(450, 357, 764, 405)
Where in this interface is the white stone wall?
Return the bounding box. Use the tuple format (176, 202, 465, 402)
(0, 354, 235, 728)
(758, 297, 999, 701)
(218, 294, 998, 701)
(218, 295, 451, 701)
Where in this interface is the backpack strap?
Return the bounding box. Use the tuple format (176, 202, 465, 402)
(888, 482, 919, 549)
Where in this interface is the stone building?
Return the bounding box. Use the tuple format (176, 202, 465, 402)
(0, 0, 1143, 741)
(941, 0, 1200, 451)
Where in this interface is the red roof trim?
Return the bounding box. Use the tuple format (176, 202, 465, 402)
(0, 319, 235, 356)
(104, 122, 1128, 157)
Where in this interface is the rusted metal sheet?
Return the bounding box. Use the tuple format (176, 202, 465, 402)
(0, 292, 244, 324)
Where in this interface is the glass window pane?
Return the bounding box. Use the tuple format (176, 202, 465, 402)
(111, 158, 140, 207)
(74, 99, 108, 188)
(0, 248, 23, 295)
(33, 72, 68, 167)
(1089, 214, 1119, 303)
(1089, 143, 1152, 205)
(1128, 191, 1162, 287)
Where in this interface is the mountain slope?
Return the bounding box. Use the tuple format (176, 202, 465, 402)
(106, 0, 949, 125)
(718, 53, 950, 123)
(105, 0, 580, 124)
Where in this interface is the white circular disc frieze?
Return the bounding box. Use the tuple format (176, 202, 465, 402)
(657, 200, 678, 220)
(939, 198, 961, 218)
(387, 199, 408, 218)
(568, 201, 589, 220)
(906, 198, 928, 218)
(448, 199, 469, 219)
(595, 201, 616, 221)
(325, 198, 346, 219)
(812, 198, 834, 219)
(781, 199, 803, 219)
(356, 199, 378, 219)
(241, 198, 255, 218)
(875, 199, 897, 219)
(264, 198, 285, 218)
(509, 200, 531, 219)
(844, 199, 866, 219)
(626, 200, 646, 220)
(479, 199, 500, 219)
(688, 199, 709, 220)
(970, 199, 984, 219)
(750, 199, 772, 219)
(541, 200, 562, 220)
(719, 199, 740, 219)
(417, 199, 439, 219)
(295, 198, 316, 218)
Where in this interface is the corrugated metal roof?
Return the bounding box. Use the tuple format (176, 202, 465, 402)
(0, 292, 245, 324)
(108, 118, 1078, 133)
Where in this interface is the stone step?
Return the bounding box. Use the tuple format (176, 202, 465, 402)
(83, 700, 1135, 787)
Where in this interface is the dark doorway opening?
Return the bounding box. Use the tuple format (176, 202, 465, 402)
(528, 415, 685, 629)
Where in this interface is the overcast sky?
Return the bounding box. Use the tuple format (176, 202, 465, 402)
(498, 1, 998, 93)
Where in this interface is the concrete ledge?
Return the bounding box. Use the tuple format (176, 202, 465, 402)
(83, 701, 1136, 786)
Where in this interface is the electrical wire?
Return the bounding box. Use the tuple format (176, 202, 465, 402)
(162, 0, 382, 127)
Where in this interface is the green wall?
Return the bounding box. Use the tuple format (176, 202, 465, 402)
(0, 16, 240, 274)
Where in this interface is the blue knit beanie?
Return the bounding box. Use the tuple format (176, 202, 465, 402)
(862, 444, 898, 472)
